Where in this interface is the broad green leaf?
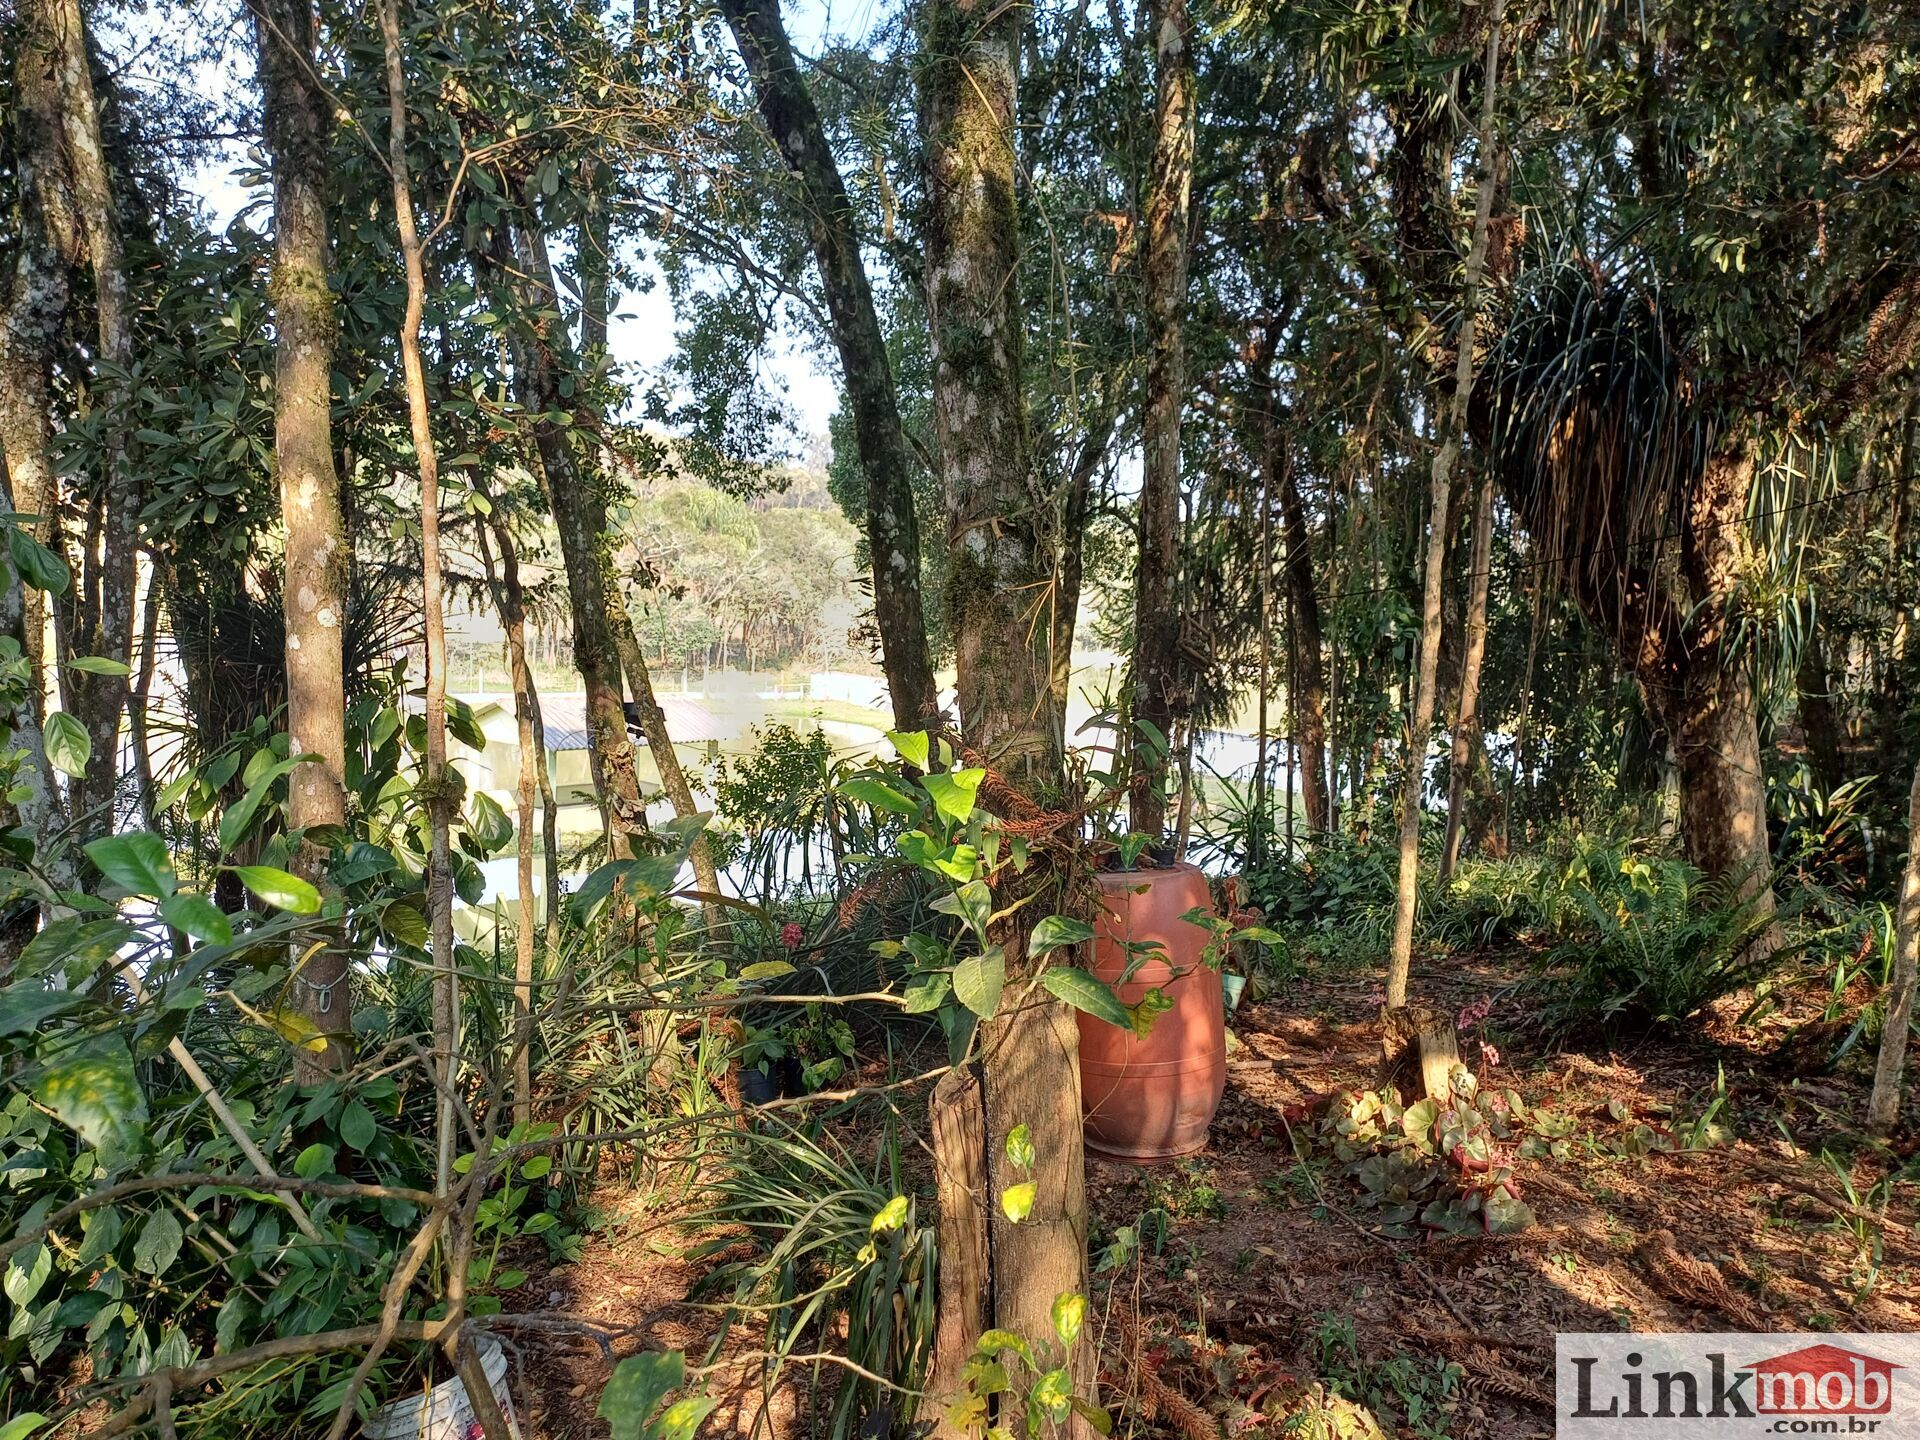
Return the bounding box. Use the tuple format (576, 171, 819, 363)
(446, 696, 487, 750)
(974, 1329, 1035, 1365)
(901, 974, 950, 1013)
(85, 832, 176, 898)
(43, 712, 89, 779)
(1127, 987, 1175, 1038)
(870, 1194, 909, 1234)
(467, 791, 514, 853)
(1051, 1291, 1086, 1347)
(17, 917, 135, 983)
(599, 1351, 685, 1440)
(131, 1211, 184, 1275)
(1030, 915, 1095, 955)
(839, 777, 919, 817)
(999, 1181, 1036, 1223)
(924, 767, 985, 825)
(0, 1414, 50, 1440)
(1039, 968, 1131, 1029)
(4, 1243, 50, 1306)
(737, 960, 795, 981)
(65, 656, 130, 676)
(886, 729, 930, 771)
(1004, 1123, 1035, 1170)
(8, 528, 68, 595)
(158, 894, 232, 946)
(380, 897, 429, 948)
(655, 1397, 719, 1440)
(233, 865, 320, 914)
(1071, 1396, 1115, 1434)
(293, 1142, 335, 1179)
(930, 878, 993, 938)
(30, 1034, 146, 1165)
(934, 843, 980, 882)
(953, 946, 1006, 1019)
(0, 983, 87, 1036)
(339, 1100, 377, 1151)
(1031, 1367, 1072, 1423)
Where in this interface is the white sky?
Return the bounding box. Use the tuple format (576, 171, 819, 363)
(155, 0, 850, 440)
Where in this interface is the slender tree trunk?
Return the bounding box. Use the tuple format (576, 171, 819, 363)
(1386, 22, 1501, 1010)
(717, 0, 939, 733)
(46, 0, 137, 835)
(1797, 621, 1845, 795)
(610, 605, 727, 936)
(497, 224, 645, 858)
(1276, 431, 1331, 833)
(0, 4, 77, 889)
(473, 513, 538, 1131)
(1440, 468, 1495, 882)
(379, 0, 459, 1200)
(0, 1, 78, 741)
(920, 0, 1090, 1425)
(1048, 413, 1113, 728)
(128, 570, 159, 832)
(254, 0, 352, 1072)
(1868, 755, 1920, 1137)
(1129, 0, 1194, 838)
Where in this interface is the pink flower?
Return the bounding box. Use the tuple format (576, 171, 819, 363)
(780, 921, 804, 950)
(1479, 1039, 1502, 1070)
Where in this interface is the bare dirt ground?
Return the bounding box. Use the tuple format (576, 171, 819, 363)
(510, 950, 1918, 1439)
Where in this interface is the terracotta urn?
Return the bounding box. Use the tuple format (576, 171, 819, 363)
(1077, 861, 1226, 1162)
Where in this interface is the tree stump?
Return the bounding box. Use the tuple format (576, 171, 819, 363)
(1380, 1005, 1462, 1106)
(917, 1064, 989, 1439)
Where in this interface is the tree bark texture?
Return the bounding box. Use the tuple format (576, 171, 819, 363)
(1129, 0, 1194, 838)
(920, 0, 1091, 1424)
(45, 0, 138, 835)
(1275, 430, 1331, 833)
(1440, 469, 1495, 883)
(718, 0, 940, 734)
(921, 0, 1061, 790)
(498, 224, 645, 858)
(254, 0, 352, 1072)
(379, 0, 459, 1192)
(1868, 755, 1920, 1137)
(1386, 22, 1501, 1010)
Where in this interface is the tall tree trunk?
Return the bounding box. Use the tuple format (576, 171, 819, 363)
(1048, 411, 1115, 728)
(1440, 468, 1495, 882)
(717, 0, 939, 733)
(45, 0, 137, 835)
(1797, 621, 1845, 795)
(920, 0, 1090, 1427)
(0, 3, 77, 889)
(0, 1, 78, 739)
(1276, 430, 1330, 833)
(473, 512, 539, 1131)
(1386, 22, 1501, 1011)
(497, 224, 645, 857)
(1868, 755, 1920, 1137)
(1654, 443, 1777, 904)
(565, 204, 727, 930)
(1129, 0, 1194, 838)
(379, 0, 459, 1198)
(610, 605, 727, 935)
(254, 0, 352, 1072)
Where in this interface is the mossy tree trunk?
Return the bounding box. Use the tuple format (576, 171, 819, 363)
(920, 0, 1092, 1428)
(253, 0, 352, 1072)
(718, 0, 940, 734)
(1385, 22, 1502, 1010)
(1129, 0, 1194, 838)
(493, 224, 646, 859)
(0, 2, 79, 895)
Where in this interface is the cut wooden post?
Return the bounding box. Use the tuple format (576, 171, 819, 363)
(1381, 1005, 1462, 1106)
(919, 1065, 989, 1439)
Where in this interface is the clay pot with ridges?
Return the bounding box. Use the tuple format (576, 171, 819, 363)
(1077, 861, 1226, 1163)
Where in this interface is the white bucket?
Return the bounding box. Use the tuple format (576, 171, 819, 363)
(362, 1333, 524, 1440)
